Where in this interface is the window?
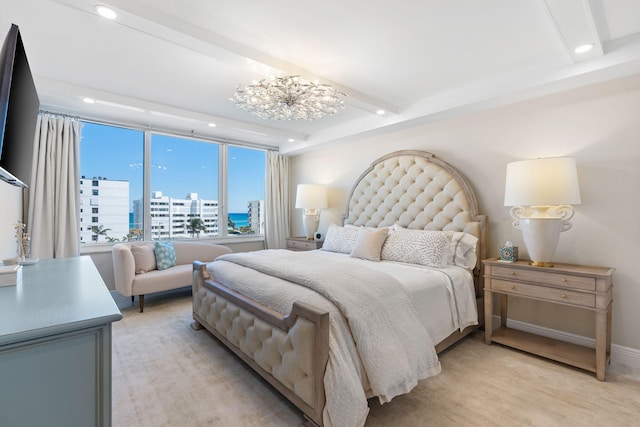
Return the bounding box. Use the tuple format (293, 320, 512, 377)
(80, 122, 144, 244)
(79, 121, 266, 245)
(228, 146, 265, 236)
(149, 133, 219, 240)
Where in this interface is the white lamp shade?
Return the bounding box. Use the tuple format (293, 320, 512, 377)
(504, 157, 581, 207)
(295, 184, 328, 209)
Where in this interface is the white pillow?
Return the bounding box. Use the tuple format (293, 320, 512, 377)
(321, 224, 359, 254)
(131, 244, 157, 274)
(446, 231, 478, 269)
(349, 227, 389, 261)
(381, 228, 451, 267)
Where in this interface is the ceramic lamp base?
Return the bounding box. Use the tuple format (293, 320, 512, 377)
(510, 206, 575, 268)
(302, 213, 320, 240)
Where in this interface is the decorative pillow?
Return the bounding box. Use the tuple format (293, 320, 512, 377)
(321, 224, 359, 254)
(392, 225, 478, 270)
(154, 241, 177, 270)
(349, 227, 389, 261)
(131, 244, 157, 274)
(446, 231, 478, 269)
(381, 228, 451, 267)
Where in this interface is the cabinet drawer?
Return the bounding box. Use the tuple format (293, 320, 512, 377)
(490, 279, 595, 308)
(287, 239, 316, 251)
(491, 266, 595, 291)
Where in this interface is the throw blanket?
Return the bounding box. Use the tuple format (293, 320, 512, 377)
(218, 250, 441, 402)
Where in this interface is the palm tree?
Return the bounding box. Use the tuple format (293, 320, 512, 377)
(186, 217, 207, 238)
(91, 225, 111, 243)
(238, 225, 254, 235)
(127, 228, 143, 241)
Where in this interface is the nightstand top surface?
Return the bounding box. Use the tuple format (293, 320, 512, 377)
(483, 257, 614, 277)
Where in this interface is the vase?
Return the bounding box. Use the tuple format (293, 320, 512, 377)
(19, 233, 31, 261)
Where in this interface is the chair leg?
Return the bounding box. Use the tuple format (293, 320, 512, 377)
(139, 294, 144, 313)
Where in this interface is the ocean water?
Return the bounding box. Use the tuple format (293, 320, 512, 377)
(228, 213, 249, 228)
(128, 212, 249, 228)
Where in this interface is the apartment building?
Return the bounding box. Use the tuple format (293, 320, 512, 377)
(134, 191, 220, 240)
(79, 177, 129, 244)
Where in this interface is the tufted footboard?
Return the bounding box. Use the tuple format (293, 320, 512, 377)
(191, 261, 329, 426)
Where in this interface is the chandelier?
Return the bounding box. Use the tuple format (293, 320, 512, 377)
(232, 75, 346, 121)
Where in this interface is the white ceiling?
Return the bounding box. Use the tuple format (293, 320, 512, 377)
(3, 0, 640, 154)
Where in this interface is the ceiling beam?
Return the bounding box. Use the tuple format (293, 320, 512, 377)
(543, 0, 604, 62)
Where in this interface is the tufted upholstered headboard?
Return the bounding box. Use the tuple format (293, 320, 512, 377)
(342, 150, 487, 291)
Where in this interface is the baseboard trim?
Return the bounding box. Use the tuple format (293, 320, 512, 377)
(492, 315, 640, 373)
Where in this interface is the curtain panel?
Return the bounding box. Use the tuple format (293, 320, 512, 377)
(264, 151, 289, 249)
(27, 114, 81, 258)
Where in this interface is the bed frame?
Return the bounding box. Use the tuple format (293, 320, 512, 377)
(192, 150, 487, 426)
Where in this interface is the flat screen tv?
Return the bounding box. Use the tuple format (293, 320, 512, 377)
(0, 24, 39, 188)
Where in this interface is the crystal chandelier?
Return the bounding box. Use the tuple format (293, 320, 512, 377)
(232, 75, 346, 121)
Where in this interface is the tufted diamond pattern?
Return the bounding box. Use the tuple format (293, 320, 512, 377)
(193, 287, 315, 406)
(345, 154, 479, 238)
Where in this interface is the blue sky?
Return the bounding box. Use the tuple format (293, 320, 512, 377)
(80, 122, 265, 213)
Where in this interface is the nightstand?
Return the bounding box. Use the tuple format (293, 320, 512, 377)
(286, 237, 323, 251)
(483, 258, 614, 380)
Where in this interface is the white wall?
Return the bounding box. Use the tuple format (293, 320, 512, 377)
(290, 73, 640, 351)
(0, 181, 23, 260)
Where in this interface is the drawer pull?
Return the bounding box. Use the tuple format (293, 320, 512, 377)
(511, 272, 516, 275)
(511, 285, 516, 290)
(561, 294, 567, 298)
(562, 278, 567, 282)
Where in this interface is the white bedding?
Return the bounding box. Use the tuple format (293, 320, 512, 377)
(205, 249, 477, 427)
(317, 251, 478, 344)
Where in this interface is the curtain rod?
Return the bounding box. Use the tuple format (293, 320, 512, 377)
(38, 108, 280, 152)
(39, 110, 81, 120)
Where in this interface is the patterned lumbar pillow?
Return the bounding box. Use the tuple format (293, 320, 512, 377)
(321, 224, 360, 254)
(154, 241, 177, 270)
(381, 228, 451, 267)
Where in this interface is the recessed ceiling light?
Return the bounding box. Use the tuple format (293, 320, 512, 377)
(376, 109, 386, 115)
(94, 5, 117, 20)
(81, 97, 96, 104)
(574, 43, 594, 54)
(208, 123, 216, 128)
(288, 138, 295, 143)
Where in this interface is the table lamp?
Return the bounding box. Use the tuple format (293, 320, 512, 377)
(295, 184, 328, 240)
(504, 157, 581, 267)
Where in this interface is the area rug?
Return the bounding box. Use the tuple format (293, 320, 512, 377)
(112, 289, 640, 427)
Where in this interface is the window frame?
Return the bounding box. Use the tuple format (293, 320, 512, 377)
(79, 119, 270, 246)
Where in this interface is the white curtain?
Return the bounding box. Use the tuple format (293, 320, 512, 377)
(27, 114, 81, 258)
(264, 151, 289, 249)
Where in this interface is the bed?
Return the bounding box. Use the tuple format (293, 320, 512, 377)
(192, 150, 487, 427)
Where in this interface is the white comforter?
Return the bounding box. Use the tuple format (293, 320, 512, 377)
(207, 250, 443, 427)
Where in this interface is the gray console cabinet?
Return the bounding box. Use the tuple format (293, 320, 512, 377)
(0, 256, 122, 427)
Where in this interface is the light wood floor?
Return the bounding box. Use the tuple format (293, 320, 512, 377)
(111, 289, 640, 426)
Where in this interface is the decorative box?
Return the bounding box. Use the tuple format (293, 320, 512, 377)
(499, 246, 518, 262)
(0, 264, 23, 287)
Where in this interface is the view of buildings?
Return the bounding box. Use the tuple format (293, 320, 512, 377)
(79, 177, 264, 244)
(135, 191, 219, 240)
(79, 177, 130, 244)
(247, 200, 265, 236)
